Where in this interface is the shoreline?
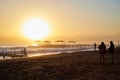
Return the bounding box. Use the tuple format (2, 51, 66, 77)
(0, 46, 119, 61)
(0, 47, 95, 60)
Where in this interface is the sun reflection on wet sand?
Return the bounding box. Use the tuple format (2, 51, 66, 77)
(28, 53, 60, 57)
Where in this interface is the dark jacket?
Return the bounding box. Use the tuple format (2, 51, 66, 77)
(98, 44, 106, 54)
(109, 44, 114, 54)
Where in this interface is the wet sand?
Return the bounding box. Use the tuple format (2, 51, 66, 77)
(0, 48, 120, 80)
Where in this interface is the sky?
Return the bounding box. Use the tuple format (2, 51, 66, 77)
(0, 0, 120, 44)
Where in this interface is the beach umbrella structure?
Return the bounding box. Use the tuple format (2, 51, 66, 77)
(55, 40, 65, 42)
(67, 41, 76, 47)
(34, 40, 41, 46)
(43, 41, 51, 47)
(43, 41, 51, 45)
(55, 40, 66, 48)
(35, 40, 41, 43)
(44, 41, 51, 43)
(55, 40, 65, 44)
(67, 41, 76, 44)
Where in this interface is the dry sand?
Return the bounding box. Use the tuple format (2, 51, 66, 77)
(0, 48, 120, 80)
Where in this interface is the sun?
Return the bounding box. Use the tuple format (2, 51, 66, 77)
(22, 18, 50, 40)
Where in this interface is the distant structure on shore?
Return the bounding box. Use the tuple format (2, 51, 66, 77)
(0, 47, 27, 59)
(29, 40, 94, 48)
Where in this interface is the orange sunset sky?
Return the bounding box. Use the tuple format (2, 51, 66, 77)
(0, 0, 120, 44)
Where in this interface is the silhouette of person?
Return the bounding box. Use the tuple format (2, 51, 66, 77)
(108, 41, 115, 64)
(98, 42, 106, 64)
(94, 43, 97, 51)
(23, 47, 27, 56)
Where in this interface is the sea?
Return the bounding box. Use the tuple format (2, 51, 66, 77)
(0, 44, 96, 60)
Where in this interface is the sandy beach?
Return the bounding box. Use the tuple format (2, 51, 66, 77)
(0, 48, 120, 80)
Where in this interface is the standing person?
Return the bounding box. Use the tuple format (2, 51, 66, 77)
(23, 47, 27, 56)
(109, 41, 115, 64)
(98, 42, 106, 64)
(94, 43, 97, 51)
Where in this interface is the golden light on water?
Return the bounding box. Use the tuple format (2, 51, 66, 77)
(28, 53, 60, 57)
(32, 43, 38, 47)
(22, 18, 50, 40)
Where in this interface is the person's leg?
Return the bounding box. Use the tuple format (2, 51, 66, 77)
(111, 53, 114, 64)
(103, 54, 105, 64)
(100, 54, 102, 64)
(100, 54, 104, 64)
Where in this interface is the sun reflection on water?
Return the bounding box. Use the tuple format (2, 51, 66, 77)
(28, 53, 60, 57)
